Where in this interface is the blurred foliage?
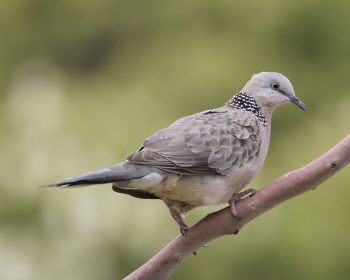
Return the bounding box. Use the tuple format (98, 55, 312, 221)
(1, 0, 350, 279)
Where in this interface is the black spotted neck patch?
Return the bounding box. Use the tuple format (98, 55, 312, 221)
(227, 92, 267, 127)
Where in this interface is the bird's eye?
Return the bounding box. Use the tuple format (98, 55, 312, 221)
(271, 82, 280, 90)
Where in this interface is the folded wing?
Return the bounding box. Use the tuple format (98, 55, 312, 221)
(127, 108, 262, 175)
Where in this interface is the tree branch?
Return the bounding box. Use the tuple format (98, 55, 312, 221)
(124, 135, 350, 280)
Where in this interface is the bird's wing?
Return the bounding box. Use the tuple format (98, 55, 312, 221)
(127, 107, 262, 175)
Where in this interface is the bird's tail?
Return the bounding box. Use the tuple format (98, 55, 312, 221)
(39, 162, 153, 188)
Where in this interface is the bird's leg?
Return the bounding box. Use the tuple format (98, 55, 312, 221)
(228, 188, 257, 219)
(169, 208, 189, 236)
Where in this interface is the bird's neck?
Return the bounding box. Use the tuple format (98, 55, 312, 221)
(260, 105, 274, 129)
(226, 92, 268, 127)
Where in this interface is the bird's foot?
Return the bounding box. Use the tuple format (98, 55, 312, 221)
(169, 208, 189, 236)
(228, 188, 257, 219)
(244, 188, 257, 198)
(180, 225, 189, 236)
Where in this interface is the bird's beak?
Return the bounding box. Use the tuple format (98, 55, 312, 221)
(288, 95, 306, 111)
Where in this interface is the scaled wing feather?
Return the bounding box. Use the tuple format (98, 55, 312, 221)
(127, 108, 262, 175)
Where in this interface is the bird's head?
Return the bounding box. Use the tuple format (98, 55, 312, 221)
(242, 72, 306, 111)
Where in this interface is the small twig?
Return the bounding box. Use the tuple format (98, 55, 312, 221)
(124, 135, 350, 280)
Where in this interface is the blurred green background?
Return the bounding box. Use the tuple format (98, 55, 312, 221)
(1, 0, 350, 279)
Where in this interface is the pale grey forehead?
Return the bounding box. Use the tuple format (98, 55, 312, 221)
(251, 72, 294, 92)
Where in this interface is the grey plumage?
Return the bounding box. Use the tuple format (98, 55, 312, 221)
(40, 162, 159, 187)
(127, 106, 261, 176)
(41, 72, 306, 232)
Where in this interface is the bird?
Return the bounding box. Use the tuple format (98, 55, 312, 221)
(41, 72, 306, 235)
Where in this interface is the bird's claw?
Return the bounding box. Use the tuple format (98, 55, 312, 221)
(247, 188, 257, 198)
(229, 201, 242, 219)
(232, 211, 242, 220)
(180, 225, 189, 236)
(228, 188, 257, 219)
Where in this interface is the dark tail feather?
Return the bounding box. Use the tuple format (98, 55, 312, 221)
(39, 168, 126, 188)
(39, 162, 151, 188)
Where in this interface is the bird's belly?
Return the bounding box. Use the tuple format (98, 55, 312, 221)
(143, 166, 258, 207)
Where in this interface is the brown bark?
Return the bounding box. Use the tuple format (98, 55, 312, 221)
(124, 135, 350, 280)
